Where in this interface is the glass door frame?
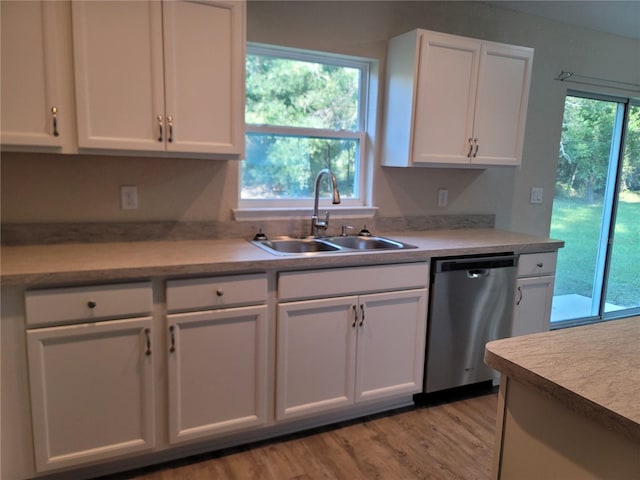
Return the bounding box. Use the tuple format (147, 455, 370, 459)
(551, 91, 640, 328)
(602, 97, 640, 322)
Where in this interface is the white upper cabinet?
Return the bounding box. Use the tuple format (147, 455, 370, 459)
(382, 29, 533, 167)
(162, 1, 244, 155)
(72, 0, 245, 157)
(72, 1, 164, 152)
(1, 1, 75, 151)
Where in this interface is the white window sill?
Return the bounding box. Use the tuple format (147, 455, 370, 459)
(233, 206, 378, 221)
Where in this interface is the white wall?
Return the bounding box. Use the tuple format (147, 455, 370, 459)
(2, 1, 639, 236)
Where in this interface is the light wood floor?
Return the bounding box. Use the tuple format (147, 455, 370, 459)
(105, 386, 497, 480)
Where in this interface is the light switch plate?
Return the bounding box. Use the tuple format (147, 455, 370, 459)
(530, 187, 543, 204)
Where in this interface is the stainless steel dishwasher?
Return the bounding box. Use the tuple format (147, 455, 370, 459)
(424, 254, 518, 393)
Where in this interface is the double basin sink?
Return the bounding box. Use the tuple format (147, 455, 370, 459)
(252, 235, 417, 255)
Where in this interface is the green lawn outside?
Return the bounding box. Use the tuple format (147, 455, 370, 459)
(550, 194, 639, 308)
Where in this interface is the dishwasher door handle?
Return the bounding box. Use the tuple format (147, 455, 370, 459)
(467, 269, 490, 278)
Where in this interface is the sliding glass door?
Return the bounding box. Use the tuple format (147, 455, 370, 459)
(605, 103, 640, 315)
(550, 93, 639, 326)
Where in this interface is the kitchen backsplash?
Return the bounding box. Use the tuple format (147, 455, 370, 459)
(1, 214, 494, 246)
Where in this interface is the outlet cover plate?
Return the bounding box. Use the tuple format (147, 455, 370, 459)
(121, 185, 138, 210)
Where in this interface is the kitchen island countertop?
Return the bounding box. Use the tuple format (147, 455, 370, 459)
(485, 316, 640, 443)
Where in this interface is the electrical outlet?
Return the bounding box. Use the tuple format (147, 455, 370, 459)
(121, 185, 138, 210)
(530, 187, 543, 204)
(437, 189, 448, 207)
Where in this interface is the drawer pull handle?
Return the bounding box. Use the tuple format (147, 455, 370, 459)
(360, 304, 365, 326)
(537, 262, 544, 268)
(144, 328, 151, 356)
(169, 325, 176, 353)
(352, 305, 358, 327)
(216, 289, 224, 297)
(87, 300, 97, 309)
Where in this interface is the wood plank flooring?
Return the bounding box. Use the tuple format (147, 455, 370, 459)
(104, 386, 497, 480)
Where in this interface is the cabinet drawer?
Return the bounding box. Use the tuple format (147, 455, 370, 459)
(25, 282, 152, 327)
(518, 252, 557, 277)
(279, 263, 429, 301)
(167, 274, 267, 312)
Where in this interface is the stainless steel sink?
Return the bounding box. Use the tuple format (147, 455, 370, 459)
(252, 235, 416, 255)
(252, 237, 339, 254)
(324, 235, 409, 250)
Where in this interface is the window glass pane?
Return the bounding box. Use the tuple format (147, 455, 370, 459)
(246, 54, 361, 130)
(242, 133, 359, 199)
(550, 96, 618, 323)
(605, 103, 640, 313)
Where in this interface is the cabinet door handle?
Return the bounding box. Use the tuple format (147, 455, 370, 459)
(51, 106, 59, 137)
(467, 138, 473, 158)
(359, 304, 365, 326)
(144, 328, 152, 356)
(472, 138, 479, 158)
(516, 286, 523, 306)
(169, 325, 176, 353)
(167, 115, 174, 143)
(157, 115, 164, 142)
(352, 305, 358, 327)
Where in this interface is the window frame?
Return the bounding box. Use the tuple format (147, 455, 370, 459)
(238, 43, 374, 213)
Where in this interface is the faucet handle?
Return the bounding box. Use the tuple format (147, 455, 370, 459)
(358, 224, 372, 237)
(340, 225, 354, 236)
(324, 211, 330, 227)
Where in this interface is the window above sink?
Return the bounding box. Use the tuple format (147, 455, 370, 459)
(238, 43, 379, 215)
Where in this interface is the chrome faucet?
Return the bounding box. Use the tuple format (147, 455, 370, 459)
(310, 168, 341, 236)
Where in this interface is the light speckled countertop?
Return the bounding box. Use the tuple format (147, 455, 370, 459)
(0, 229, 562, 286)
(485, 317, 640, 443)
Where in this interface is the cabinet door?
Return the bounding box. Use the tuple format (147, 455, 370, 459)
(72, 1, 165, 151)
(162, 0, 245, 155)
(276, 296, 358, 421)
(167, 305, 267, 444)
(512, 276, 555, 336)
(1, 1, 64, 147)
(412, 32, 479, 165)
(355, 289, 428, 402)
(473, 43, 533, 166)
(27, 317, 155, 472)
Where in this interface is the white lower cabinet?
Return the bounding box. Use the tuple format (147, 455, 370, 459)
(512, 252, 557, 336)
(166, 274, 268, 444)
(14, 265, 429, 477)
(276, 263, 429, 421)
(25, 283, 154, 473)
(355, 290, 428, 402)
(277, 295, 357, 419)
